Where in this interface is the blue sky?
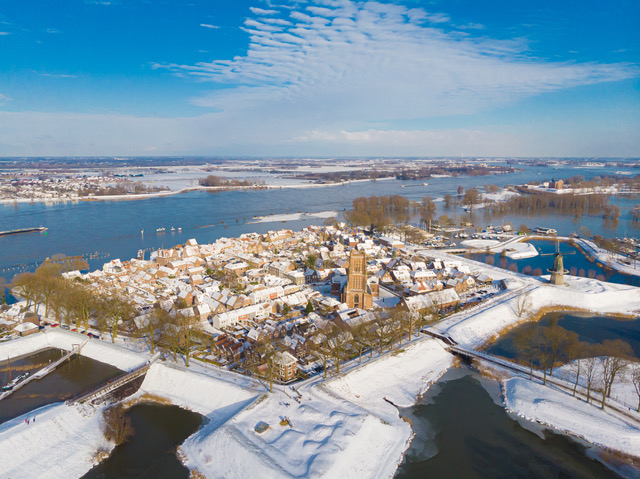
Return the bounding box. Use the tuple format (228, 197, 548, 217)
(0, 0, 638, 157)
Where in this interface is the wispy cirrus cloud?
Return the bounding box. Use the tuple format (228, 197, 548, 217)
(40, 73, 77, 78)
(156, 0, 636, 131)
(0, 93, 11, 105)
(200, 23, 220, 30)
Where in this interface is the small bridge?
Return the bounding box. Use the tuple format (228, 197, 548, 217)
(68, 353, 160, 406)
(0, 339, 89, 401)
(422, 328, 458, 346)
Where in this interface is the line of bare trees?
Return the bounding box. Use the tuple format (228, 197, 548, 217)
(312, 309, 433, 380)
(10, 255, 205, 367)
(11, 260, 137, 342)
(244, 307, 435, 392)
(514, 319, 638, 411)
(344, 195, 411, 230)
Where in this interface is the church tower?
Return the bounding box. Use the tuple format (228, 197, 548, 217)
(342, 249, 373, 309)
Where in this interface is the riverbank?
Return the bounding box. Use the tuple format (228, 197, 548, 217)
(0, 176, 396, 205)
(504, 377, 640, 462)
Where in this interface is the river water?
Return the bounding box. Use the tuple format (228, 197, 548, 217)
(487, 311, 640, 360)
(82, 402, 203, 479)
(0, 348, 123, 424)
(469, 239, 640, 287)
(1, 162, 638, 278)
(396, 369, 625, 479)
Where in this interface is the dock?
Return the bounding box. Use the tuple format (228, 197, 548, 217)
(0, 339, 88, 401)
(0, 226, 47, 237)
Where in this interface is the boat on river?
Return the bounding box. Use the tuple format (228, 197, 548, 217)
(2, 372, 30, 391)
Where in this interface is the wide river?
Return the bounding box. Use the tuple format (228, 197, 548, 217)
(1, 162, 638, 278)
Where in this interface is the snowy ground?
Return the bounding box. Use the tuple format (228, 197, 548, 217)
(576, 238, 640, 278)
(461, 236, 538, 259)
(437, 274, 640, 349)
(249, 210, 339, 224)
(0, 402, 113, 479)
(554, 360, 640, 412)
(181, 338, 453, 479)
(504, 377, 640, 459)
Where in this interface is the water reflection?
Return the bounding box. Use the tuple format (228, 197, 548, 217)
(487, 312, 640, 360)
(83, 402, 203, 479)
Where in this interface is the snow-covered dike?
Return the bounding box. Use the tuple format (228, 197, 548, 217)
(443, 277, 640, 348)
(137, 362, 257, 416)
(0, 403, 111, 479)
(0, 329, 147, 372)
(504, 377, 640, 459)
(328, 338, 454, 416)
(180, 338, 453, 479)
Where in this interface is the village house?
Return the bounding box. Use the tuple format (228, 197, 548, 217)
(274, 351, 298, 382)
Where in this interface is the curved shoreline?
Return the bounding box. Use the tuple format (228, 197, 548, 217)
(0, 177, 397, 205)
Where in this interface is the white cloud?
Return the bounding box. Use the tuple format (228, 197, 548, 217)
(0, 93, 10, 105)
(3, 0, 638, 157)
(0, 32, 10, 36)
(200, 23, 220, 29)
(158, 0, 635, 129)
(40, 73, 77, 78)
(250, 7, 279, 15)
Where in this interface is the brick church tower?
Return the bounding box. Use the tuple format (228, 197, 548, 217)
(342, 249, 373, 309)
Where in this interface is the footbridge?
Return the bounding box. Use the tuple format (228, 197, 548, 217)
(68, 352, 161, 406)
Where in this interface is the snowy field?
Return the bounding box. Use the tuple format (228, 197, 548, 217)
(440, 276, 640, 348)
(461, 236, 538, 259)
(0, 402, 113, 479)
(554, 360, 640, 412)
(181, 338, 453, 479)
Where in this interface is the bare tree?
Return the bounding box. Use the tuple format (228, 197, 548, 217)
(567, 341, 586, 397)
(632, 365, 640, 413)
(513, 321, 539, 380)
(97, 295, 135, 343)
(513, 291, 533, 319)
(372, 310, 395, 353)
(326, 323, 351, 375)
(351, 322, 371, 363)
(543, 325, 578, 377)
(102, 404, 134, 446)
(599, 339, 634, 410)
(176, 312, 200, 367)
(583, 354, 600, 404)
(139, 307, 165, 355)
(310, 331, 333, 379)
(11, 272, 38, 309)
(249, 340, 278, 393)
(69, 286, 96, 331)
